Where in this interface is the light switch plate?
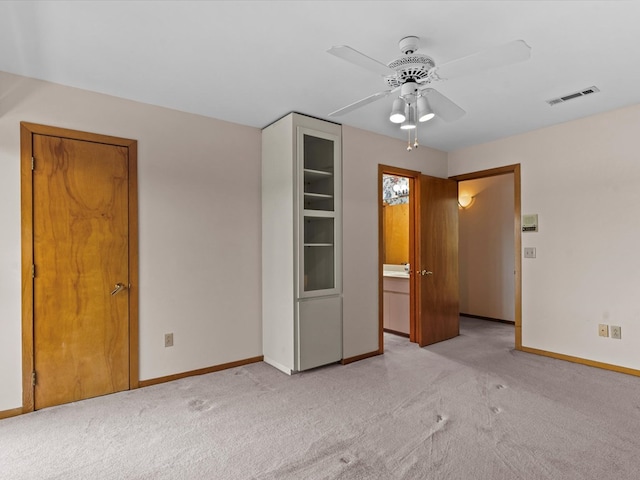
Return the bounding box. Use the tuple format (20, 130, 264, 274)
(524, 247, 536, 258)
(522, 214, 539, 232)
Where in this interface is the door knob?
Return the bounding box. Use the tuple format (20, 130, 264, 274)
(420, 270, 433, 276)
(110, 283, 126, 296)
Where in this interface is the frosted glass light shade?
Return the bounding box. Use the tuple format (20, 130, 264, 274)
(389, 98, 406, 123)
(417, 96, 435, 122)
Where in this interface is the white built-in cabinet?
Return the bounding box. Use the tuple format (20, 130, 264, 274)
(262, 113, 342, 374)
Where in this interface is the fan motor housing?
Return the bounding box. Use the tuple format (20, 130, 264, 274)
(386, 54, 435, 88)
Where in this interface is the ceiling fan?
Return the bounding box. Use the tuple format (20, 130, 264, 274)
(327, 36, 531, 126)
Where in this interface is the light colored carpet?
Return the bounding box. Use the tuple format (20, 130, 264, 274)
(2, 317, 639, 479)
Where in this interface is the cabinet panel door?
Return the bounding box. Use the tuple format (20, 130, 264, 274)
(297, 296, 342, 371)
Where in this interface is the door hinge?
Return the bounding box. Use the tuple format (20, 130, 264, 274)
(32, 264, 36, 278)
(31, 156, 35, 170)
(32, 371, 37, 386)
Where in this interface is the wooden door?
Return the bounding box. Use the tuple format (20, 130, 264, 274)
(416, 174, 459, 346)
(31, 133, 130, 409)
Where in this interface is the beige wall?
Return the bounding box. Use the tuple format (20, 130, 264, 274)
(0, 71, 448, 411)
(5, 70, 638, 410)
(342, 126, 447, 358)
(449, 103, 640, 370)
(459, 175, 515, 321)
(0, 72, 263, 410)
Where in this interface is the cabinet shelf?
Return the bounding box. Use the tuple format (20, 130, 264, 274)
(304, 167, 334, 209)
(303, 209, 334, 218)
(303, 192, 334, 211)
(304, 168, 333, 180)
(303, 192, 333, 199)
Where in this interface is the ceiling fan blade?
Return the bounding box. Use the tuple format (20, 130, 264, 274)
(421, 88, 465, 122)
(328, 45, 396, 77)
(328, 89, 397, 117)
(430, 40, 531, 81)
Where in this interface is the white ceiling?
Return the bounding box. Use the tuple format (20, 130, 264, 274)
(2, 1, 640, 152)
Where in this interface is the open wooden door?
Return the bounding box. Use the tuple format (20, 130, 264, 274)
(416, 174, 459, 346)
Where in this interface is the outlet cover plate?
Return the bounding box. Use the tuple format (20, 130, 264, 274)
(610, 326, 621, 339)
(164, 333, 174, 347)
(598, 324, 609, 337)
(524, 247, 536, 258)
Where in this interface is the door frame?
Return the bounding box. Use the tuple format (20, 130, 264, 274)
(378, 164, 421, 353)
(450, 164, 522, 349)
(20, 122, 139, 412)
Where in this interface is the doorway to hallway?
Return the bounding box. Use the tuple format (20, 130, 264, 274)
(452, 164, 522, 349)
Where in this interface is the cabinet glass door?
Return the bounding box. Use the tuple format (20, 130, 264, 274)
(303, 216, 334, 291)
(303, 135, 334, 211)
(300, 130, 339, 295)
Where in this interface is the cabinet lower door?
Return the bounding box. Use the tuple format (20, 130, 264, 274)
(297, 295, 342, 371)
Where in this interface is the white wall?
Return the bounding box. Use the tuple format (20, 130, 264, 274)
(342, 126, 447, 358)
(449, 104, 640, 370)
(459, 175, 515, 321)
(0, 72, 262, 410)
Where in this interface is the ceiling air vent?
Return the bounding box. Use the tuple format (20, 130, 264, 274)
(546, 86, 600, 106)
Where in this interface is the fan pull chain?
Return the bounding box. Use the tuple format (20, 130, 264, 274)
(407, 129, 412, 151)
(413, 129, 419, 149)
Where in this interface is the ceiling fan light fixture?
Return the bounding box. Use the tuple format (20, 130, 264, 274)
(389, 98, 406, 123)
(326, 36, 530, 151)
(417, 96, 435, 122)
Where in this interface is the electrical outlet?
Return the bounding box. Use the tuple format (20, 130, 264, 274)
(524, 247, 536, 258)
(164, 333, 174, 347)
(610, 326, 621, 340)
(598, 324, 609, 337)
